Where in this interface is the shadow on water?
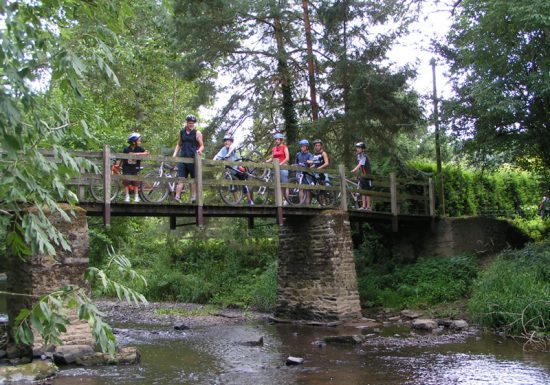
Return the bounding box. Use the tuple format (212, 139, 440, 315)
(51, 321, 550, 385)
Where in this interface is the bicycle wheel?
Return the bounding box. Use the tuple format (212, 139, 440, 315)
(286, 177, 305, 206)
(348, 191, 361, 209)
(316, 189, 337, 207)
(219, 171, 243, 205)
(246, 150, 268, 179)
(90, 176, 119, 202)
(140, 171, 169, 203)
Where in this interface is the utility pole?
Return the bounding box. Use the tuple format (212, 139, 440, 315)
(430, 58, 445, 216)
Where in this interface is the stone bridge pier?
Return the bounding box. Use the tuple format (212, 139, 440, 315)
(275, 211, 362, 321)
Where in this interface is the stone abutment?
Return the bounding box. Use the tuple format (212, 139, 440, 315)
(275, 211, 362, 321)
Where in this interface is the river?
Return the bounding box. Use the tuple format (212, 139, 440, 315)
(50, 321, 550, 385)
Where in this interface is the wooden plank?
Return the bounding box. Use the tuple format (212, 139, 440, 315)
(273, 160, 283, 225)
(78, 164, 85, 201)
(195, 153, 204, 227)
(103, 145, 111, 226)
(429, 177, 435, 217)
(110, 152, 195, 163)
(202, 159, 275, 169)
(390, 172, 398, 232)
(339, 164, 347, 210)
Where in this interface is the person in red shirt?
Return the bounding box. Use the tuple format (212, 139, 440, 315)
(266, 133, 290, 203)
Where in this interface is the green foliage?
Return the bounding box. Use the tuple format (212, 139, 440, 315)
(468, 241, 550, 337)
(14, 248, 147, 355)
(89, 217, 279, 312)
(441, 0, 550, 170)
(354, 229, 479, 310)
(411, 161, 543, 221)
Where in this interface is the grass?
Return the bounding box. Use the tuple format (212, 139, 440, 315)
(154, 304, 219, 317)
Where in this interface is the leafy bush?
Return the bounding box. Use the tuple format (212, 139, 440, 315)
(355, 245, 478, 310)
(468, 241, 550, 336)
(410, 161, 543, 219)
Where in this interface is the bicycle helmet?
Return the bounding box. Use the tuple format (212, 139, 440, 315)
(185, 114, 198, 122)
(299, 139, 309, 147)
(223, 135, 234, 142)
(355, 142, 366, 149)
(312, 139, 323, 145)
(128, 132, 141, 143)
(273, 133, 284, 140)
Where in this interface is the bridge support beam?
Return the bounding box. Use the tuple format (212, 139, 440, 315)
(275, 211, 362, 321)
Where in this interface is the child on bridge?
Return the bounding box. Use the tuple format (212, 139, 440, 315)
(120, 132, 149, 203)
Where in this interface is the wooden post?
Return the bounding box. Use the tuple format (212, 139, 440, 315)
(78, 164, 85, 202)
(103, 145, 111, 226)
(273, 159, 283, 225)
(390, 172, 398, 232)
(338, 164, 347, 211)
(195, 153, 204, 227)
(428, 177, 435, 217)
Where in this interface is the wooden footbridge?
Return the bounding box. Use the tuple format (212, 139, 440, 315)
(71, 146, 436, 231)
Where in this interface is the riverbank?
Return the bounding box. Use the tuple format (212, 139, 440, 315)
(97, 299, 478, 349)
(96, 300, 269, 328)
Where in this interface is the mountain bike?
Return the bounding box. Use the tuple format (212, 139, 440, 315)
(140, 161, 191, 203)
(89, 159, 143, 202)
(218, 157, 272, 205)
(286, 167, 336, 207)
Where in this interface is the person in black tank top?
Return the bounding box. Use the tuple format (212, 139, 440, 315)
(172, 114, 204, 203)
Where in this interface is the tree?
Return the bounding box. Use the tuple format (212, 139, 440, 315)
(0, 0, 147, 355)
(314, 0, 423, 164)
(440, 0, 550, 171)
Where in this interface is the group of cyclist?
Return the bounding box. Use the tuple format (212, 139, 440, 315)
(120, 114, 372, 209)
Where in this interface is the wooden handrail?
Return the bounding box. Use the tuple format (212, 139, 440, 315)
(62, 145, 436, 220)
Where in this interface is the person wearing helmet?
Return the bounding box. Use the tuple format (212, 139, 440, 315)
(121, 132, 149, 203)
(312, 138, 329, 172)
(266, 133, 290, 203)
(294, 139, 315, 204)
(351, 141, 372, 211)
(172, 114, 204, 203)
(213, 135, 254, 205)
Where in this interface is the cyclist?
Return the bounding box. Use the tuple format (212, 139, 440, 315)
(266, 132, 290, 203)
(172, 114, 204, 203)
(312, 138, 330, 179)
(121, 132, 149, 203)
(294, 139, 314, 204)
(350, 142, 372, 211)
(213, 136, 254, 205)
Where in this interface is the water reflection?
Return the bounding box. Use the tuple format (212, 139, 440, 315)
(53, 323, 550, 385)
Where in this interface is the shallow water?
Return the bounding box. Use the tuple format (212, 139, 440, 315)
(51, 322, 550, 385)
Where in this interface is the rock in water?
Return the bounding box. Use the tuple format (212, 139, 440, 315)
(174, 323, 190, 331)
(411, 319, 438, 331)
(286, 356, 304, 366)
(0, 361, 58, 382)
(53, 345, 94, 365)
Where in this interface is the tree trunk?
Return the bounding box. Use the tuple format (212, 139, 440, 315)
(274, 16, 298, 146)
(302, 0, 319, 121)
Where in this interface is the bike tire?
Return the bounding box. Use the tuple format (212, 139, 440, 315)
(90, 176, 119, 202)
(286, 177, 305, 206)
(140, 171, 169, 203)
(316, 190, 337, 207)
(246, 150, 269, 179)
(219, 171, 244, 205)
(348, 191, 361, 209)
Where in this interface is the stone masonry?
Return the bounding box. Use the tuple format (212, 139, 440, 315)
(275, 211, 362, 321)
(5, 204, 93, 355)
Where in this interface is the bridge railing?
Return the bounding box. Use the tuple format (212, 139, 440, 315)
(11, 146, 434, 226)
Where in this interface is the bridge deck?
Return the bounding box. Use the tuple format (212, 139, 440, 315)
(80, 201, 433, 224)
